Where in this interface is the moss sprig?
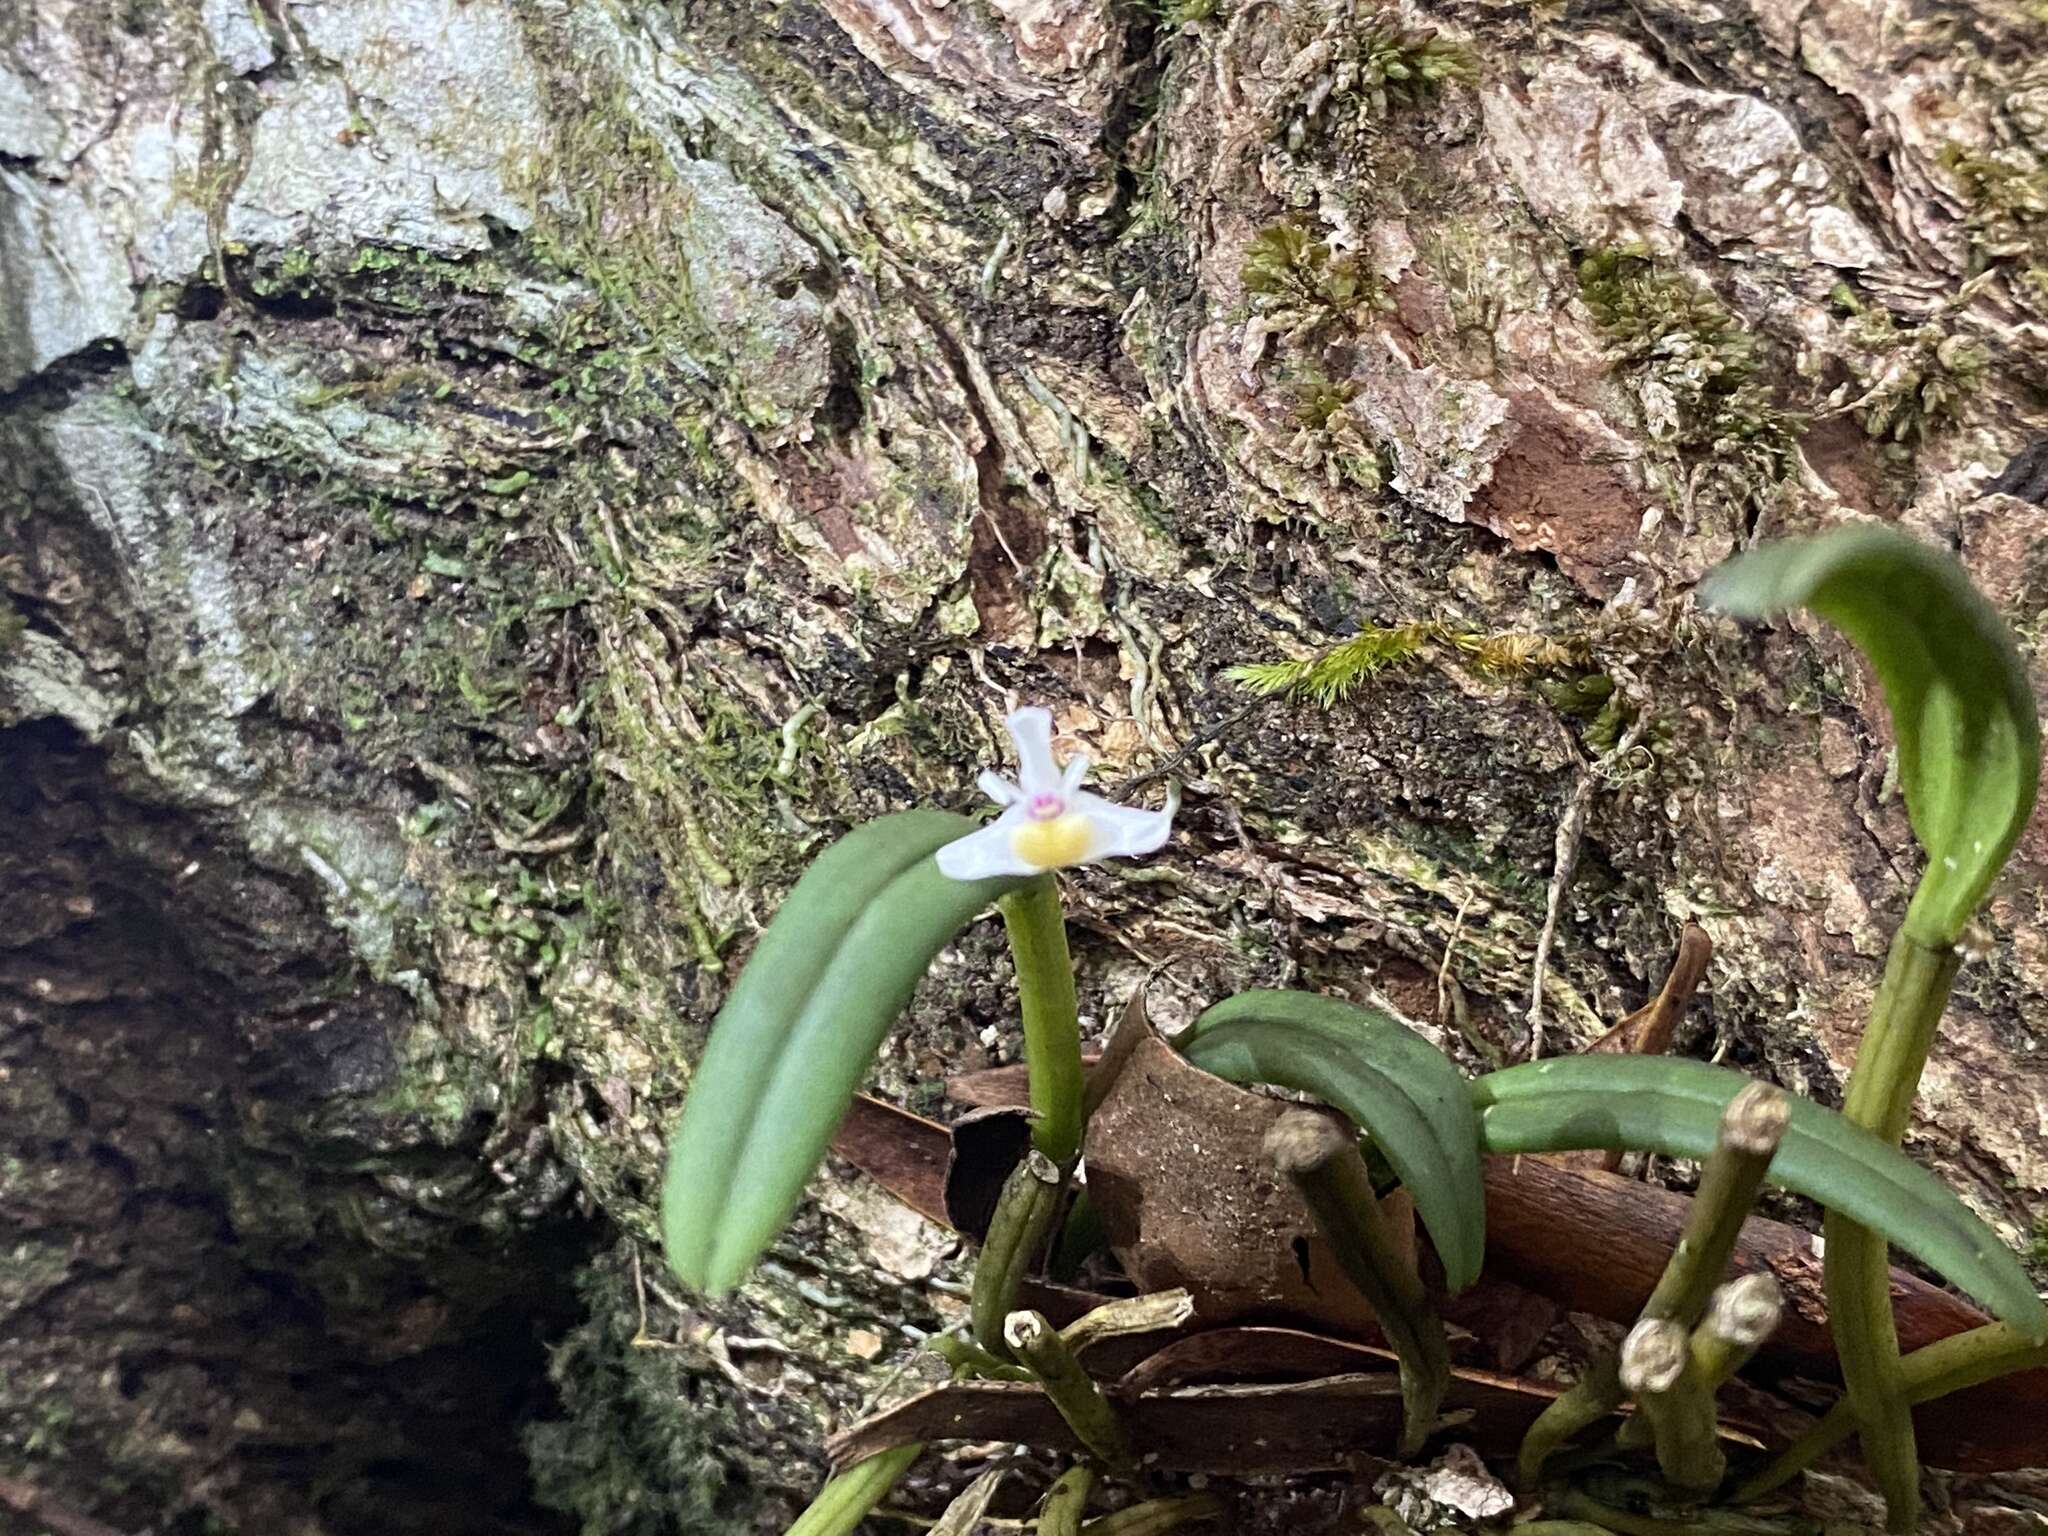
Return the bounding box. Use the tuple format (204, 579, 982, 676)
(1228, 621, 1583, 705)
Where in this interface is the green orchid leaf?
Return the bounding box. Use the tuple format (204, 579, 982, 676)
(1700, 525, 2040, 945)
(662, 811, 1026, 1294)
(1175, 990, 1486, 1293)
(1472, 1056, 2047, 1340)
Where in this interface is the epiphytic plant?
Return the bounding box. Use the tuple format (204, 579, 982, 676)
(662, 708, 1173, 1296)
(658, 525, 2044, 1535)
(1703, 524, 2043, 1531)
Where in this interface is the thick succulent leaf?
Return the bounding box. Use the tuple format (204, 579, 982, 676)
(1472, 1056, 2047, 1340)
(1176, 991, 1486, 1293)
(1700, 525, 2040, 944)
(662, 811, 1025, 1294)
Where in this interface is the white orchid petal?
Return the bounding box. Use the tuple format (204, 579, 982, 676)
(1071, 791, 1175, 862)
(936, 710, 1178, 883)
(934, 809, 1039, 880)
(1006, 707, 1061, 795)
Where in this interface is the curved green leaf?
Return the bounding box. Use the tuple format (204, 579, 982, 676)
(663, 811, 1026, 1294)
(1176, 991, 1486, 1293)
(1700, 525, 2040, 945)
(1472, 1056, 2047, 1339)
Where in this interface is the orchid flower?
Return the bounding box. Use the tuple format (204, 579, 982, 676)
(936, 708, 1175, 880)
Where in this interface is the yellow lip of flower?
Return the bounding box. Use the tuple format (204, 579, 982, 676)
(1010, 811, 1095, 871)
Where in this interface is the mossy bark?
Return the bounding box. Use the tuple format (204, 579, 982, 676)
(4, 0, 2047, 1530)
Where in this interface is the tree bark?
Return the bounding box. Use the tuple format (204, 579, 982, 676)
(3, 0, 2046, 1530)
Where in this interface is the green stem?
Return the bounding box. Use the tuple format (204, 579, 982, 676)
(1643, 1081, 1788, 1326)
(971, 1149, 1065, 1354)
(1265, 1110, 1448, 1457)
(1004, 1310, 1134, 1471)
(1519, 1086, 1785, 1486)
(1001, 876, 1084, 1166)
(1518, 1356, 1623, 1489)
(1078, 1495, 1224, 1536)
(930, 1332, 1034, 1382)
(1826, 930, 1961, 1534)
(1842, 933, 1963, 1143)
(1735, 1320, 2048, 1501)
(1619, 1319, 1725, 1492)
(1825, 1211, 1917, 1530)
(785, 1445, 921, 1536)
(1039, 1465, 1096, 1536)
(1050, 1190, 1107, 1281)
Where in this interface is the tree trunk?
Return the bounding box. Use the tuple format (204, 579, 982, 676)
(3, 0, 2045, 1530)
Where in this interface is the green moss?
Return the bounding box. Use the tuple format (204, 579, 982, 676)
(514, 66, 828, 438)
(1535, 669, 1642, 750)
(1940, 144, 2048, 276)
(1228, 620, 1583, 704)
(525, 1249, 809, 1535)
(243, 245, 318, 300)
(1242, 221, 1390, 329)
(0, 1382, 78, 1467)
(1348, 19, 1478, 115)
(0, 1236, 74, 1324)
(345, 242, 508, 290)
(1230, 623, 1432, 703)
(1579, 248, 1746, 359)
(1293, 375, 1358, 431)
(1279, 370, 1384, 490)
(1270, 8, 1478, 151)
(1577, 247, 1798, 498)
(1836, 307, 1987, 446)
(450, 864, 615, 980)
(1376, 811, 1552, 905)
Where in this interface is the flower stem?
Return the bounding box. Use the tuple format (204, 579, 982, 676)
(1265, 1110, 1449, 1457)
(1000, 875, 1085, 1166)
(785, 1445, 921, 1536)
(1005, 1309, 1135, 1470)
(1616, 1275, 1782, 1454)
(1826, 929, 1961, 1534)
(1735, 1320, 2048, 1501)
(1689, 1272, 1784, 1388)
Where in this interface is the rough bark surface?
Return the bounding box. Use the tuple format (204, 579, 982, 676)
(3, 0, 2046, 1531)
